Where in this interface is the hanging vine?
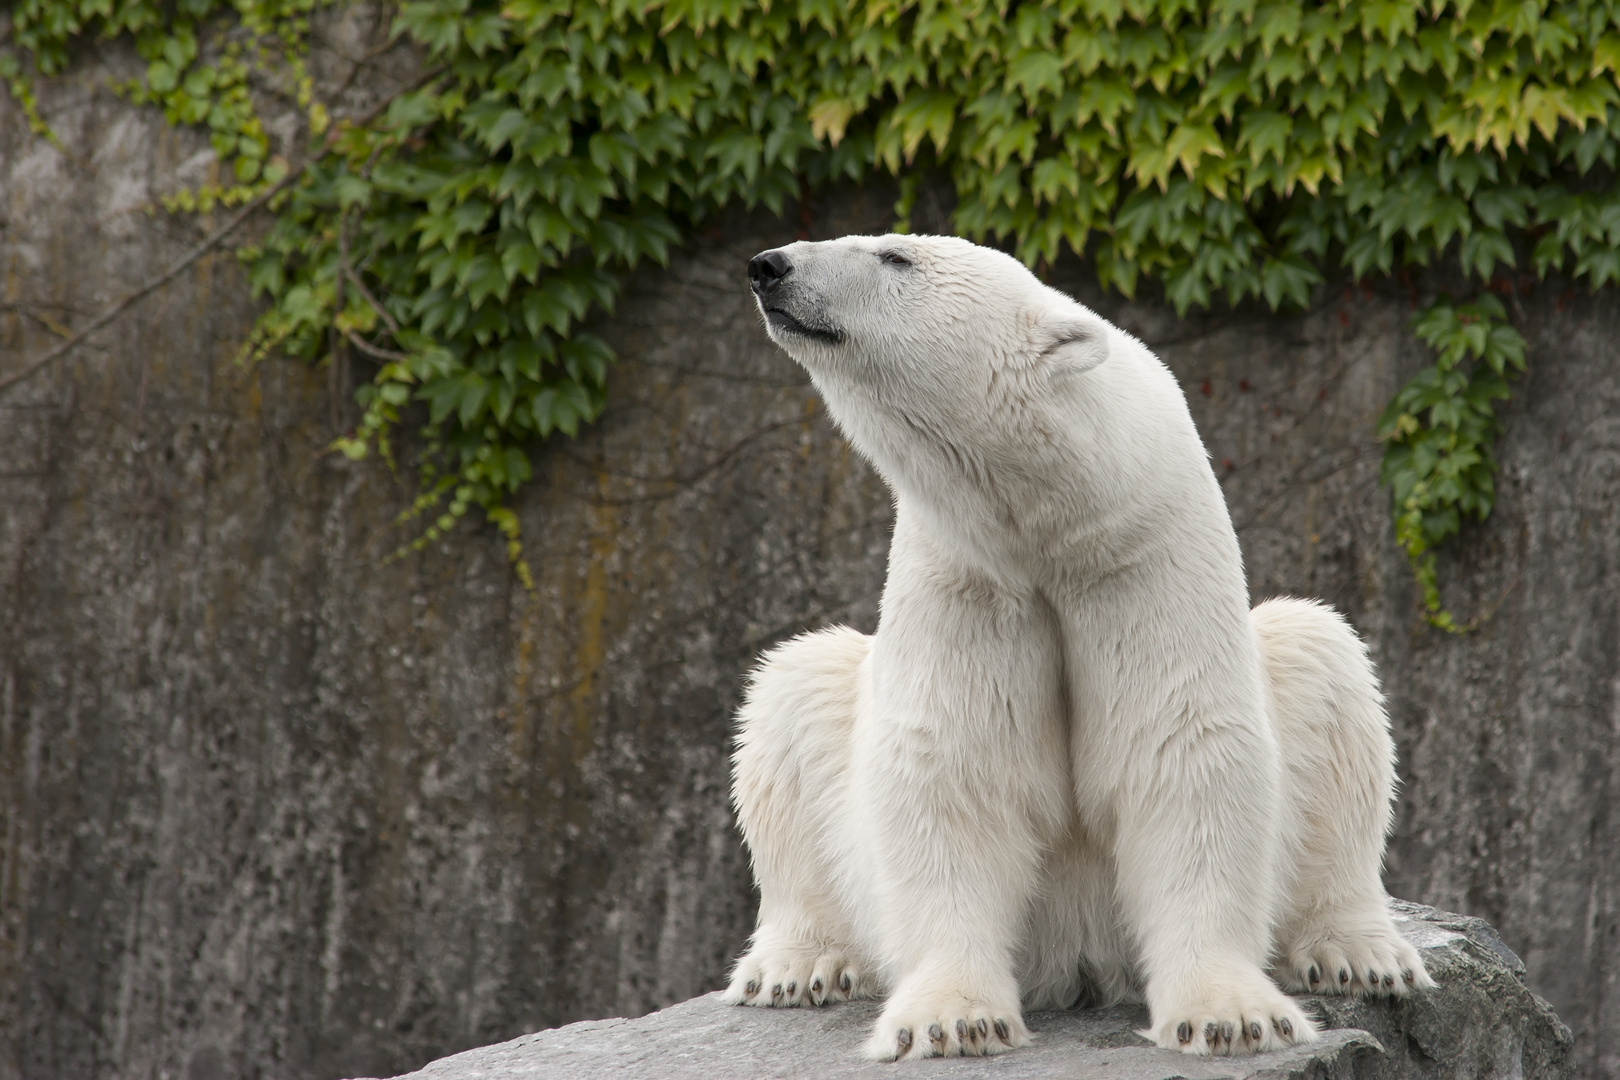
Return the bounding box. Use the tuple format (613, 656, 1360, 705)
(7, 0, 1618, 625)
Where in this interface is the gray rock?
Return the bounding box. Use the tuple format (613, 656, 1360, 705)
(365, 903, 1572, 1080)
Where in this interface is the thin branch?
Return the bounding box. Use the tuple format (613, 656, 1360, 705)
(0, 63, 448, 399)
(0, 176, 294, 396)
(0, 300, 88, 316)
(339, 133, 399, 339)
(23, 309, 74, 338)
(344, 328, 408, 363)
(344, 265, 401, 334)
(330, 206, 351, 432)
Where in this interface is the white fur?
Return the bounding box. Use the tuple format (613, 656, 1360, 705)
(724, 235, 1433, 1060)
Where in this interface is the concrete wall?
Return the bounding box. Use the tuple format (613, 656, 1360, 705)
(1, 37, 1615, 1080)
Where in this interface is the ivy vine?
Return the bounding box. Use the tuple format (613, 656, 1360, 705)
(1, 0, 326, 205)
(1379, 293, 1527, 630)
(6, 0, 1617, 627)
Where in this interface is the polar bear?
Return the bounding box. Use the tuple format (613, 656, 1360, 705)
(722, 234, 1432, 1061)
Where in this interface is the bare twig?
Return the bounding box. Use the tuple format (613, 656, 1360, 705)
(25, 309, 74, 338)
(330, 206, 351, 431)
(339, 137, 398, 341)
(0, 301, 87, 315)
(343, 265, 401, 334)
(344, 328, 408, 363)
(0, 63, 448, 398)
(0, 176, 295, 396)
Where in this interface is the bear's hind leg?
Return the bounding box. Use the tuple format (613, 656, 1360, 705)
(723, 626, 875, 1008)
(1254, 598, 1435, 998)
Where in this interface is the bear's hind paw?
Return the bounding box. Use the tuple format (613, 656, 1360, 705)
(722, 945, 865, 1008)
(1280, 921, 1435, 998)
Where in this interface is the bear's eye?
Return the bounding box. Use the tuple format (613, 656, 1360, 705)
(879, 251, 912, 267)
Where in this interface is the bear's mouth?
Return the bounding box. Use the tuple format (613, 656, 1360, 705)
(764, 307, 843, 346)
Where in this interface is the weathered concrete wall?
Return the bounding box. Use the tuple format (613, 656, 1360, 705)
(1, 34, 1616, 1080)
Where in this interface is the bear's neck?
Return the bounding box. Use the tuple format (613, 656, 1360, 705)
(808, 358, 1224, 585)
(814, 379, 1113, 569)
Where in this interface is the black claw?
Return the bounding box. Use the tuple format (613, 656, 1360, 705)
(1338, 968, 1350, 986)
(771, 983, 783, 999)
(897, 1028, 912, 1050)
(1382, 973, 1394, 988)
(811, 978, 823, 994)
(1280, 1017, 1294, 1038)
(928, 1023, 944, 1044)
(1308, 965, 1320, 985)
(955, 1019, 968, 1041)
(994, 1019, 1011, 1042)
(1402, 968, 1415, 985)
(786, 981, 796, 997)
(1219, 1021, 1234, 1045)
(1249, 1021, 1263, 1042)
(1177, 1021, 1192, 1043)
(840, 972, 852, 993)
(1367, 969, 1377, 987)
(1204, 1021, 1218, 1044)
(977, 1018, 989, 1038)
(745, 979, 759, 996)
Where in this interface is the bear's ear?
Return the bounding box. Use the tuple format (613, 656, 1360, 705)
(1037, 312, 1110, 380)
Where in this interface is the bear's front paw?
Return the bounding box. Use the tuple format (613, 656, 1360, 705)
(861, 985, 1029, 1060)
(1147, 980, 1316, 1056)
(723, 945, 867, 1008)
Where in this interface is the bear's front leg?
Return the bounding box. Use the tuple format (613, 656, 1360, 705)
(853, 535, 1068, 1060)
(1105, 686, 1318, 1054)
(854, 718, 1044, 1060)
(1060, 573, 1320, 1057)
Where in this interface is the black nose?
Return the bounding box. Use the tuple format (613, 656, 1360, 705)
(748, 249, 793, 292)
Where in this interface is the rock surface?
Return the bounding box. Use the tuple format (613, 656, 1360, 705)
(2, 29, 1619, 1080)
(362, 903, 1572, 1080)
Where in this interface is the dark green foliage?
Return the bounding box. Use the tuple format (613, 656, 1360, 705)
(4, 0, 318, 202)
(8, 0, 1618, 614)
(1380, 295, 1526, 629)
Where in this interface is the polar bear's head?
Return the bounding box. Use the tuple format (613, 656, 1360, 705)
(746, 233, 1113, 495)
